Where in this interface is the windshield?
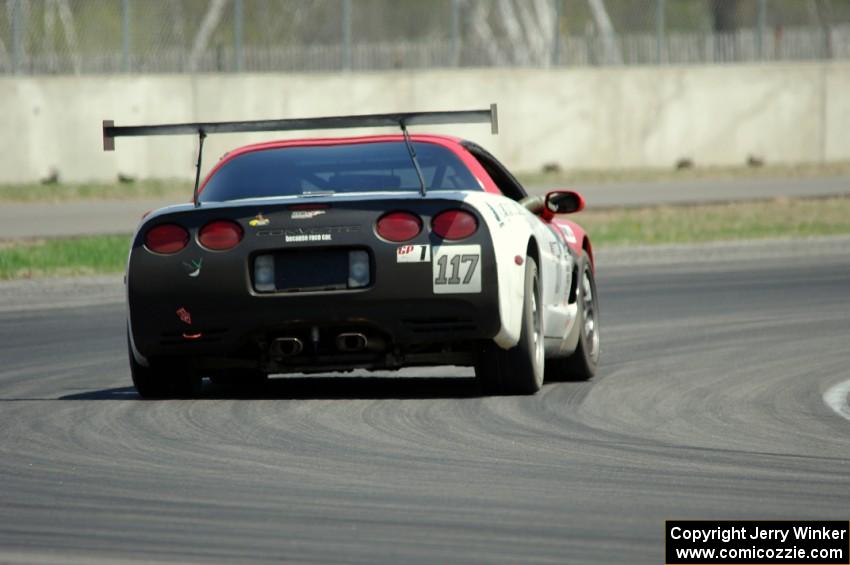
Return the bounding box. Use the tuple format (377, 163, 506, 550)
(199, 141, 481, 202)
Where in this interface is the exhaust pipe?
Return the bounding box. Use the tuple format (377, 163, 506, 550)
(336, 332, 367, 352)
(272, 337, 303, 358)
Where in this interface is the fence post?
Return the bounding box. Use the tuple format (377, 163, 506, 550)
(655, 0, 665, 64)
(551, 0, 561, 66)
(342, 0, 352, 70)
(121, 0, 130, 72)
(450, 0, 460, 66)
(234, 0, 243, 72)
(12, 0, 23, 74)
(756, 0, 766, 59)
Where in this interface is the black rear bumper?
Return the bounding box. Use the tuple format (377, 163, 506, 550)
(127, 199, 500, 372)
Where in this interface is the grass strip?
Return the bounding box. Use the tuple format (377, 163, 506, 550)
(0, 234, 130, 279)
(1, 196, 849, 280)
(579, 196, 850, 246)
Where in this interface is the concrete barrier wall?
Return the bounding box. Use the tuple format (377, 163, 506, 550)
(1, 61, 848, 184)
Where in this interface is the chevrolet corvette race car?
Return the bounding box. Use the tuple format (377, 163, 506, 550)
(103, 106, 600, 398)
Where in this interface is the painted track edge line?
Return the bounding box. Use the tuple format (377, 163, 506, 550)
(823, 379, 850, 422)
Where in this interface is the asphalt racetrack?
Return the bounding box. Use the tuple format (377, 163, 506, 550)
(1, 246, 849, 564)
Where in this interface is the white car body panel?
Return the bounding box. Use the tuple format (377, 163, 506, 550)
(462, 192, 577, 350)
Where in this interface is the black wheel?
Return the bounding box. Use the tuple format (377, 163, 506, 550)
(545, 253, 600, 382)
(128, 334, 198, 399)
(475, 256, 544, 395)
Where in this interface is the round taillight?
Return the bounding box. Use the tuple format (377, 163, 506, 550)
(198, 220, 243, 251)
(376, 211, 422, 242)
(144, 224, 189, 254)
(432, 210, 477, 240)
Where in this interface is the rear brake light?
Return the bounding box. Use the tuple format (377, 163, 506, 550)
(432, 210, 477, 240)
(376, 211, 422, 242)
(198, 220, 243, 251)
(144, 224, 189, 254)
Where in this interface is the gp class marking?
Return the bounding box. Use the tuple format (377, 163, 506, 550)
(256, 225, 361, 243)
(397, 245, 431, 263)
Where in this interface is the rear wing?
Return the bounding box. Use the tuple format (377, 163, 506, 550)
(102, 104, 498, 205)
(102, 105, 498, 150)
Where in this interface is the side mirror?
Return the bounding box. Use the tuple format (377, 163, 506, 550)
(543, 190, 585, 219)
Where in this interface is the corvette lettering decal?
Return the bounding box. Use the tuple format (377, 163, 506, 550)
(256, 226, 360, 239)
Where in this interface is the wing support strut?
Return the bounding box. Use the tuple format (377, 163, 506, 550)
(400, 121, 427, 197)
(192, 130, 206, 208)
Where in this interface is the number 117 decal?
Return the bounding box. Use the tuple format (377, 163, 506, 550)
(432, 245, 481, 294)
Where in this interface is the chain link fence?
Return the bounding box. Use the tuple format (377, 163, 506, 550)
(1, 0, 849, 74)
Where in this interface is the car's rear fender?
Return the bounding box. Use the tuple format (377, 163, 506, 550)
(462, 192, 548, 349)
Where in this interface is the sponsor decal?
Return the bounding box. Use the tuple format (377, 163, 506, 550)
(291, 209, 326, 220)
(182, 258, 203, 278)
(548, 240, 563, 295)
(488, 201, 522, 224)
(176, 307, 192, 325)
(248, 213, 270, 227)
(485, 202, 505, 228)
(285, 233, 332, 243)
(396, 244, 431, 263)
(559, 224, 577, 244)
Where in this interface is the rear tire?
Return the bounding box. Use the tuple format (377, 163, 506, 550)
(128, 334, 198, 399)
(545, 253, 599, 382)
(476, 256, 544, 395)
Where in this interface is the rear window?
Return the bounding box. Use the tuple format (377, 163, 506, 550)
(200, 141, 480, 202)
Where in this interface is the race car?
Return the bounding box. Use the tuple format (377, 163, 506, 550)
(103, 106, 600, 398)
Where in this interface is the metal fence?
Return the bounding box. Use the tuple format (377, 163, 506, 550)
(2, 0, 849, 75)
